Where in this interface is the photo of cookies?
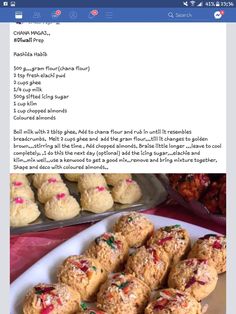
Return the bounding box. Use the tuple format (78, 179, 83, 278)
(10, 174, 226, 314)
(10, 173, 167, 234)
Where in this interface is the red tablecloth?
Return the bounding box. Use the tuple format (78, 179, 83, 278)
(10, 203, 225, 283)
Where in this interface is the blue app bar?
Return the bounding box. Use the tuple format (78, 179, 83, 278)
(2, 0, 233, 8)
(0, 8, 235, 22)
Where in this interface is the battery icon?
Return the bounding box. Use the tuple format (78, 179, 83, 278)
(216, 1, 220, 6)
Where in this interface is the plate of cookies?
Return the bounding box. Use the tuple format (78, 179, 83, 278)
(10, 212, 226, 314)
(10, 173, 167, 234)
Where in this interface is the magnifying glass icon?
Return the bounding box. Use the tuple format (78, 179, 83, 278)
(168, 12, 174, 18)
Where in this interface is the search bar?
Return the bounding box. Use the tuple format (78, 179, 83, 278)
(168, 11, 193, 19)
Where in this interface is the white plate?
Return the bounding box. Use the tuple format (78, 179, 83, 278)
(10, 213, 226, 314)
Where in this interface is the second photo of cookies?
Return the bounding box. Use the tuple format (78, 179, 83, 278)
(10, 173, 167, 233)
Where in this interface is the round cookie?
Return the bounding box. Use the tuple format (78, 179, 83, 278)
(84, 232, 129, 273)
(147, 225, 191, 265)
(125, 246, 170, 290)
(64, 173, 80, 182)
(97, 273, 151, 314)
(111, 179, 142, 204)
(23, 283, 81, 314)
(57, 255, 107, 301)
(37, 178, 69, 204)
(10, 197, 40, 227)
(113, 212, 154, 248)
(78, 174, 107, 193)
(145, 288, 202, 314)
(33, 173, 62, 189)
(188, 234, 226, 274)
(10, 173, 29, 185)
(104, 173, 132, 186)
(80, 186, 114, 213)
(168, 258, 218, 301)
(10, 182, 34, 201)
(45, 193, 81, 220)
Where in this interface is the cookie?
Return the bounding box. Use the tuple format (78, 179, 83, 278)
(168, 258, 218, 301)
(80, 186, 114, 213)
(84, 232, 129, 273)
(113, 212, 154, 248)
(112, 179, 142, 204)
(45, 193, 80, 220)
(147, 225, 191, 265)
(188, 234, 226, 274)
(97, 273, 150, 314)
(126, 245, 170, 290)
(57, 255, 107, 301)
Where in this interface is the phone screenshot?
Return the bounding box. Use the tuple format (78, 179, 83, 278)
(1, 0, 235, 313)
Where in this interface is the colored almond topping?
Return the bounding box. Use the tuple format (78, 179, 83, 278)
(212, 241, 223, 249)
(197, 280, 206, 285)
(14, 197, 24, 204)
(148, 248, 159, 264)
(96, 186, 106, 192)
(155, 290, 188, 310)
(185, 259, 195, 266)
(48, 178, 57, 183)
(199, 234, 217, 240)
(112, 273, 125, 280)
(161, 290, 172, 296)
(35, 286, 55, 295)
(81, 302, 88, 310)
(34, 286, 62, 314)
(95, 233, 120, 250)
(154, 298, 169, 310)
(185, 276, 196, 288)
(185, 276, 206, 288)
(106, 236, 116, 249)
(163, 225, 181, 232)
(41, 304, 54, 314)
(157, 236, 173, 245)
(198, 259, 207, 264)
(126, 179, 133, 184)
(56, 193, 66, 200)
(68, 259, 90, 273)
(13, 181, 23, 187)
(118, 281, 129, 290)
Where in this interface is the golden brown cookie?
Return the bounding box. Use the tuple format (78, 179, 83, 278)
(113, 212, 154, 248)
(126, 246, 170, 290)
(168, 258, 218, 301)
(145, 288, 202, 314)
(57, 255, 107, 301)
(23, 283, 81, 314)
(147, 225, 191, 265)
(97, 273, 151, 314)
(84, 232, 129, 273)
(188, 234, 226, 274)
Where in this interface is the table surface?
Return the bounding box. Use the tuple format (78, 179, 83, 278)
(10, 203, 226, 283)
